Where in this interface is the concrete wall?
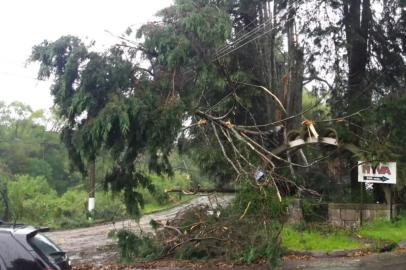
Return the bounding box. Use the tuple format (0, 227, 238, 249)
(328, 203, 400, 228)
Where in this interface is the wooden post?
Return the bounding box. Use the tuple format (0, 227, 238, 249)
(383, 185, 393, 221)
(360, 182, 364, 226)
(389, 185, 393, 221)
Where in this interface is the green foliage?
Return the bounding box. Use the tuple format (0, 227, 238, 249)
(282, 215, 406, 252)
(110, 230, 161, 262)
(54, 189, 90, 228)
(282, 226, 361, 251)
(233, 183, 287, 219)
(302, 90, 330, 121)
(114, 184, 286, 267)
(30, 35, 185, 217)
(1, 171, 191, 228)
(358, 216, 406, 243)
(27, 159, 53, 181)
(8, 175, 59, 225)
(0, 176, 10, 220)
(0, 102, 82, 194)
(231, 184, 286, 266)
(28, 0, 241, 212)
(93, 191, 127, 221)
(300, 198, 328, 223)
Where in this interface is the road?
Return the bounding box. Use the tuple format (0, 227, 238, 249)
(46, 195, 406, 269)
(46, 195, 232, 265)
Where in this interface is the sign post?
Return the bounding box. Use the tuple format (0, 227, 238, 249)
(360, 181, 364, 226)
(358, 162, 397, 185)
(358, 161, 397, 223)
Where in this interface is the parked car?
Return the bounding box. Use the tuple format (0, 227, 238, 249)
(0, 221, 71, 270)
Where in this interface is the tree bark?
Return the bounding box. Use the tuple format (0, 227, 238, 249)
(0, 188, 9, 221)
(286, 9, 304, 131)
(344, 0, 372, 195)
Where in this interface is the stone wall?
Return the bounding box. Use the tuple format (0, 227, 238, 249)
(286, 199, 303, 224)
(328, 203, 401, 228)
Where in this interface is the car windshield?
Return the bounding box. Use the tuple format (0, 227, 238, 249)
(29, 233, 62, 257)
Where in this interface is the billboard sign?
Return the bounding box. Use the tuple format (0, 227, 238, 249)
(358, 161, 396, 184)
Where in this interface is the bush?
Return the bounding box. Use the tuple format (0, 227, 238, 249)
(93, 192, 127, 221)
(4, 172, 192, 229)
(110, 229, 161, 262)
(8, 175, 59, 225)
(115, 183, 287, 268)
(53, 189, 88, 228)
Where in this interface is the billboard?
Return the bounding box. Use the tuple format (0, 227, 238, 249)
(358, 161, 396, 185)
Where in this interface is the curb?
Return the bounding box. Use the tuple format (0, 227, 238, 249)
(285, 249, 362, 258)
(285, 243, 399, 259)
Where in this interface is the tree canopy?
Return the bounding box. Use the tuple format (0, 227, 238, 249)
(30, 0, 406, 212)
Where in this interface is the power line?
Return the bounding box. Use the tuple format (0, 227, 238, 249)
(214, 17, 274, 58)
(213, 17, 294, 61)
(214, 6, 296, 60)
(214, 17, 271, 56)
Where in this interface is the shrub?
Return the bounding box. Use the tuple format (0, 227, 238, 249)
(8, 175, 59, 225)
(115, 183, 287, 268)
(110, 229, 161, 262)
(93, 192, 127, 221)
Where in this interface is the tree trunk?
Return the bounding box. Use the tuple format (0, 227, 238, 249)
(0, 188, 9, 221)
(344, 0, 372, 196)
(286, 9, 304, 131)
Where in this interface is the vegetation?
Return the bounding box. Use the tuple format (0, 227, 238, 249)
(282, 214, 406, 252)
(113, 184, 287, 267)
(282, 226, 362, 251)
(359, 216, 406, 243)
(0, 102, 82, 194)
(4, 0, 405, 266)
(2, 172, 192, 228)
(0, 100, 200, 227)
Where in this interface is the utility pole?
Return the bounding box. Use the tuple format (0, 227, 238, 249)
(88, 159, 96, 216)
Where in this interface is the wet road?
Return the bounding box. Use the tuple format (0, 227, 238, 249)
(46, 194, 406, 269)
(46, 195, 232, 265)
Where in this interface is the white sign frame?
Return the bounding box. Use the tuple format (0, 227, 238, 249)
(358, 161, 396, 185)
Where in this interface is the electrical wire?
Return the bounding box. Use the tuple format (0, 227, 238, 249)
(214, 16, 273, 57)
(213, 17, 294, 61)
(214, 6, 296, 60)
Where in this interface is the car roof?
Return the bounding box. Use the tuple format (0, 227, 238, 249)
(0, 223, 39, 236)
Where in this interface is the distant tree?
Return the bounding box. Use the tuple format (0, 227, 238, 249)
(0, 102, 81, 193)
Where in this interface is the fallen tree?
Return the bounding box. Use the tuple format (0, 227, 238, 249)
(111, 184, 287, 267)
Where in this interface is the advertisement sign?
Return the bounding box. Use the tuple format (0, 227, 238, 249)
(358, 161, 396, 184)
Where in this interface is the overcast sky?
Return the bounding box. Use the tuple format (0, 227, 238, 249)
(0, 0, 173, 110)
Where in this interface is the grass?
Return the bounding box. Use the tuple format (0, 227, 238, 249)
(282, 226, 362, 251)
(44, 172, 195, 229)
(358, 216, 406, 243)
(282, 215, 406, 252)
